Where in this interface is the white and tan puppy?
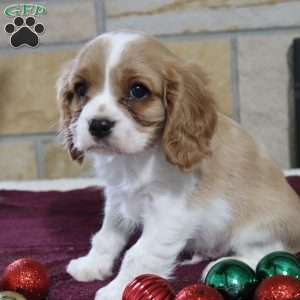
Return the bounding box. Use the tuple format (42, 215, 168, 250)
(56, 31, 300, 300)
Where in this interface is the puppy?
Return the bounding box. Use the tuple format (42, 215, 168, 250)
(56, 31, 300, 300)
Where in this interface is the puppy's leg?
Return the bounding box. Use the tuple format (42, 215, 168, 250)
(67, 202, 132, 282)
(201, 228, 285, 281)
(95, 207, 191, 300)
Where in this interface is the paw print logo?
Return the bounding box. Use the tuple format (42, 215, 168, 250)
(5, 16, 45, 48)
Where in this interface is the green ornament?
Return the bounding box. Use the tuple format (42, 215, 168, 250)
(256, 251, 300, 281)
(0, 291, 27, 300)
(204, 259, 258, 300)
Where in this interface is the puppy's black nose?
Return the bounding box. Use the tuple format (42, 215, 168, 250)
(89, 118, 115, 139)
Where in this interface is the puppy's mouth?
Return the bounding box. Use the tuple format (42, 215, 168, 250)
(86, 142, 122, 155)
(72, 121, 122, 155)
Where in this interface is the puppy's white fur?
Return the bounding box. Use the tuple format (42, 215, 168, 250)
(57, 32, 300, 300)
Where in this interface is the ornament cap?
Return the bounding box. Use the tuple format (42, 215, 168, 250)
(0, 291, 27, 300)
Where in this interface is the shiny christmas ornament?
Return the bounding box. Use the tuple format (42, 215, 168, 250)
(0, 291, 27, 300)
(256, 251, 300, 281)
(204, 259, 258, 300)
(2, 258, 50, 300)
(122, 274, 174, 300)
(255, 275, 300, 300)
(175, 283, 224, 300)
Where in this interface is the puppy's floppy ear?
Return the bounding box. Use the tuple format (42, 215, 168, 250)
(162, 62, 217, 172)
(56, 60, 84, 163)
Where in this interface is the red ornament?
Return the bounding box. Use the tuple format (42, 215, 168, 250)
(2, 258, 50, 300)
(122, 274, 174, 300)
(175, 283, 224, 300)
(255, 275, 300, 300)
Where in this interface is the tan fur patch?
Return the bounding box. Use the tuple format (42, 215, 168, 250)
(190, 114, 300, 250)
(162, 62, 217, 172)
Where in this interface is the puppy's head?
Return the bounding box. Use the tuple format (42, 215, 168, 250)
(56, 31, 217, 171)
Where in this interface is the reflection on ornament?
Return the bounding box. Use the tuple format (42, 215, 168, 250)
(2, 258, 49, 300)
(256, 251, 300, 281)
(205, 259, 258, 300)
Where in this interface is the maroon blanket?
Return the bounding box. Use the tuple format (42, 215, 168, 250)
(0, 177, 299, 299)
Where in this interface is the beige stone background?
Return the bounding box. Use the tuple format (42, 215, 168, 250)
(0, 0, 299, 180)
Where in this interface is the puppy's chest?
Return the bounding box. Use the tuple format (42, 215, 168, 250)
(97, 150, 183, 223)
(121, 185, 153, 222)
(108, 169, 167, 223)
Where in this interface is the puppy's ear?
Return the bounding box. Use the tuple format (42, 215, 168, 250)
(162, 62, 217, 171)
(56, 60, 84, 163)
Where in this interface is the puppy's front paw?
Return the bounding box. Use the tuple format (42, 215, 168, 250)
(95, 283, 123, 300)
(67, 251, 113, 282)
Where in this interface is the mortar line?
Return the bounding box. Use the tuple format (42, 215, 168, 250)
(0, 132, 57, 141)
(0, 25, 299, 54)
(158, 25, 300, 41)
(94, 0, 107, 34)
(0, 39, 90, 53)
(34, 138, 45, 179)
(231, 37, 241, 123)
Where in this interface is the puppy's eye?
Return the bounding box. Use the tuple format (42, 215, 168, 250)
(74, 81, 88, 98)
(129, 83, 150, 100)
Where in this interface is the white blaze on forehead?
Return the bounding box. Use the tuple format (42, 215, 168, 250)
(95, 32, 142, 112)
(80, 32, 142, 116)
(102, 32, 142, 85)
(88, 32, 142, 111)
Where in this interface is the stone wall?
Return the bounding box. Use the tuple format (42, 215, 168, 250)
(0, 0, 299, 180)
